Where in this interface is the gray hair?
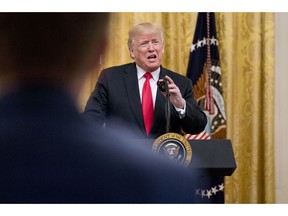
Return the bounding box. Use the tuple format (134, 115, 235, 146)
(127, 22, 164, 49)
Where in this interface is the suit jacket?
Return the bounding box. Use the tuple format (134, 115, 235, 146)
(0, 86, 197, 203)
(84, 62, 207, 139)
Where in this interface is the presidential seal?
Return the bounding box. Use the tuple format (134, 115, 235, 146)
(152, 133, 192, 167)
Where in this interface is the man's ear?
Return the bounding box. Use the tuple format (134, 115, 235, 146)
(129, 48, 135, 59)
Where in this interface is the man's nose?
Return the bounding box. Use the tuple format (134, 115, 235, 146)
(147, 41, 155, 50)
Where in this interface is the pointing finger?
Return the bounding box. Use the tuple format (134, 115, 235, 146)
(164, 75, 174, 84)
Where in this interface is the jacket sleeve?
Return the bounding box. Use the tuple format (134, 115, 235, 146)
(179, 78, 207, 134)
(82, 69, 108, 127)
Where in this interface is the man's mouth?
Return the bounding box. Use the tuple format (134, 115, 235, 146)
(147, 54, 157, 60)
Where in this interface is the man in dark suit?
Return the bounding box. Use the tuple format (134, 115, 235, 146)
(84, 22, 207, 139)
(0, 13, 197, 203)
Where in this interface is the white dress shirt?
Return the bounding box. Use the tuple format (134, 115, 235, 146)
(137, 65, 160, 109)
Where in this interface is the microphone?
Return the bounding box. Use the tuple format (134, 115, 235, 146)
(157, 78, 170, 133)
(157, 79, 166, 92)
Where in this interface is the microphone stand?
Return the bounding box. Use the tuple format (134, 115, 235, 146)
(164, 80, 170, 133)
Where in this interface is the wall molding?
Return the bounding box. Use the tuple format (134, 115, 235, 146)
(275, 12, 288, 203)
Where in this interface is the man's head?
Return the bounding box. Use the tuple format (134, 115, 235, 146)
(128, 23, 164, 72)
(0, 13, 109, 94)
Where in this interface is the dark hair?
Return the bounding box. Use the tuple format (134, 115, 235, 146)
(0, 13, 109, 83)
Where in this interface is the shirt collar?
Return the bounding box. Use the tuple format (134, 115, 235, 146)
(136, 64, 160, 81)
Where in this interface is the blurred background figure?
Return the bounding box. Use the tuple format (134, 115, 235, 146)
(0, 13, 196, 203)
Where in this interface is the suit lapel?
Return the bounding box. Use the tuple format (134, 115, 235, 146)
(123, 63, 146, 135)
(123, 65, 172, 137)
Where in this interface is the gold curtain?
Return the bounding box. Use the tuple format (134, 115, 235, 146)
(217, 13, 275, 203)
(78, 12, 275, 203)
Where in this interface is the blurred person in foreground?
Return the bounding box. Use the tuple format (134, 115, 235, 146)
(0, 13, 197, 203)
(83, 22, 207, 139)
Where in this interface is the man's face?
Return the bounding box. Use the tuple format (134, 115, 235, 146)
(129, 32, 164, 72)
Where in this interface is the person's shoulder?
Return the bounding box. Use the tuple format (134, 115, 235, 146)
(98, 62, 136, 81)
(102, 62, 135, 74)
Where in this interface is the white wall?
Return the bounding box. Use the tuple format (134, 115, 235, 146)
(275, 12, 288, 203)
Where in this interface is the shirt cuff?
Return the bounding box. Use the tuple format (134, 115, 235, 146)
(174, 103, 186, 119)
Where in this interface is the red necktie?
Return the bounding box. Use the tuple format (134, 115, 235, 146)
(142, 72, 154, 135)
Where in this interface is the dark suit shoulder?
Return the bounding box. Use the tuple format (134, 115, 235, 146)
(97, 63, 136, 86)
(101, 62, 135, 74)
